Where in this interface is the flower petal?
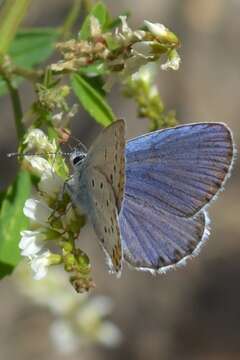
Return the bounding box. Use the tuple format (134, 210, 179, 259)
(39, 172, 63, 198)
(144, 20, 168, 37)
(50, 320, 79, 354)
(23, 156, 52, 177)
(96, 321, 122, 347)
(24, 128, 56, 153)
(31, 251, 51, 280)
(19, 230, 46, 256)
(23, 198, 52, 226)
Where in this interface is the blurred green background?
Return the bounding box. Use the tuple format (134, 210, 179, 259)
(0, 1, 239, 359)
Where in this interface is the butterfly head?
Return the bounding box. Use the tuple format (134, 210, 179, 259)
(70, 149, 87, 168)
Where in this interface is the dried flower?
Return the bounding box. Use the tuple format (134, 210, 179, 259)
(51, 16, 180, 89)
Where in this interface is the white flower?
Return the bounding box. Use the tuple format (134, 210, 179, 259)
(23, 156, 52, 177)
(39, 172, 63, 198)
(23, 198, 52, 226)
(144, 20, 168, 37)
(24, 129, 56, 153)
(132, 63, 157, 84)
(16, 266, 82, 314)
(96, 321, 122, 347)
(119, 15, 132, 35)
(132, 41, 153, 58)
(86, 296, 114, 317)
(123, 55, 148, 77)
(76, 296, 115, 334)
(117, 16, 135, 45)
(31, 250, 51, 280)
(50, 320, 79, 354)
(19, 230, 46, 256)
(161, 50, 181, 71)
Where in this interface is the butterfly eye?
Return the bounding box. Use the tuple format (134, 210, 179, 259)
(72, 154, 85, 165)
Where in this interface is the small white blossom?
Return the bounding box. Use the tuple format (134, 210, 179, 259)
(117, 16, 135, 45)
(96, 321, 122, 347)
(161, 50, 181, 71)
(123, 55, 148, 78)
(24, 129, 56, 153)
(16, 267, 82, 313)
(39, 172, 63, 198)
(15, 265, 122, 353)
(50, 320, 79, 354)
(23, 156, 53, 177)
(19, 230, 46, 256)
(119, 15, 132, 35)
(132, 63, 157, 84)
(31, 250, 52, 280)
(77, 296, 113, 325)
(23, 198, 52, 226)
(133, 30, 146, 41)
(132, 41, 153, 58)
(144, 20, 168, 37)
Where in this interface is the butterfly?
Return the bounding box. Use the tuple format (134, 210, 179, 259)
(66, 120, 234, 276)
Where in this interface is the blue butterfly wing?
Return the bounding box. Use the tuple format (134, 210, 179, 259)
(119, 195, 209, 271)
(125, 123, 233, 217)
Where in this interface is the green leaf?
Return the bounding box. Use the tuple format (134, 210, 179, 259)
(82, 75, 105, 96)
(79, 61, 107, 76)
(79, 1, 111, 40)
(0, 27, 59, 96)
(10, 28, 59, 67)
(0, 171, 31, 278)
(71, 73, 115, 126)
(0, 0, 32, 55)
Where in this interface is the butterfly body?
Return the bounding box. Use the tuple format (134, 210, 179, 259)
(66, 120, 125, 275)
(66, 120, 234, 275)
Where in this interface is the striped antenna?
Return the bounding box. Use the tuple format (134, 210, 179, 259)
(7, 151, 73, 158)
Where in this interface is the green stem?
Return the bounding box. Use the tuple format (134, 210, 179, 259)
(0, 0, 32, 55)
(61, 0, 83, 40)
(4, 76, 24, 141)
(12, 65, 43, 82)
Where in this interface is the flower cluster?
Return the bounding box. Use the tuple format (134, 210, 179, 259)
(20, 128, 94, 293)
(52, 16, 180, 89)
(123, 63, 177, 130)
(29, 77, 78, 136)
(16, 265, 122, 354)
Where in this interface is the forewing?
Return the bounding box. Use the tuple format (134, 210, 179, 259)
(87, 119, 125, 211)
(81, 167, 122, 274)
(126, 123, 234, 217)
(119, 194, 209, 272)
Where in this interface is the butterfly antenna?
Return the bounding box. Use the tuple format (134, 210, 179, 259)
(68, 134, 88, 152)
(7, 151, 73, 158)
(66, 143, 74, 151)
